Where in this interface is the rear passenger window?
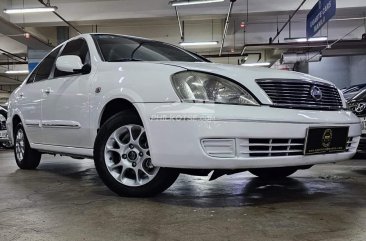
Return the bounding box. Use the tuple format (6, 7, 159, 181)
(27, 47, 61, 83)
(54, 38, 90, 78)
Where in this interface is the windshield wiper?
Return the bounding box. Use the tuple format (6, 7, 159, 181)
(109, 58, 143, 62)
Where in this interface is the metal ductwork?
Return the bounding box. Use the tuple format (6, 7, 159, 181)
(281, 52, 322, 64)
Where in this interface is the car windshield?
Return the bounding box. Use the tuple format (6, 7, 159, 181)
(92, 34, 208, 63)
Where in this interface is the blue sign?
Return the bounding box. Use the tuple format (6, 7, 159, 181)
(307, 0, 336, 38)
(28, 62, 38, 72)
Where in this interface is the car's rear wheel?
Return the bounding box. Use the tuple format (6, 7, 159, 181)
(94, 111, 179, 197)
(14, 123, 41, 169)
(249, 167, 298, 179)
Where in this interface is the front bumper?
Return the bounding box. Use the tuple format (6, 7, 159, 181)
(357, 133, 366, 152)
(137, 103, 361, 169)
(354, 117, 366, 153)
(0, 130, 9, 143)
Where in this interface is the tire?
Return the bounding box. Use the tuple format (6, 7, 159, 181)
(249, 167, 298, 179)
(14, 123, 41, 170)
(94, 111, 179, 197)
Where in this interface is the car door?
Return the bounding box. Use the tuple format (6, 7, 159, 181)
(41, 38, 92, 148)
(16, 47, 61, 144)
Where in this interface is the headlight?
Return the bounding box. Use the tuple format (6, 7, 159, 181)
(171, 71, 259, 106)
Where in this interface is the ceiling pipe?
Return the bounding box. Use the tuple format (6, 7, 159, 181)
(174, 7, 184, 41)
(0, 16, 52, 50)
(269, 0, 308, 44)
(241, 0, 307, 55)
(38, 0, 82, 34)
(0, 48, 27, 62)
(219, 0, 236, 56)
(0, 74, 22, 83)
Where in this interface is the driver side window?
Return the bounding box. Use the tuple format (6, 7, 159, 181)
(26, 46, 61, 84)
(54, 38, 91, 78)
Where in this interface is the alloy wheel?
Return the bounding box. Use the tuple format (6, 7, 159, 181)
(15, 129, 25, 161)
(104, 124, 159, 187)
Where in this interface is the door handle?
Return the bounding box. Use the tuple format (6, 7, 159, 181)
(42, 88, 52, 95)
(19, 93, 24, 98)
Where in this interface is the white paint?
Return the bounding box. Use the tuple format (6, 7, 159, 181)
(6, 33, 361, 169)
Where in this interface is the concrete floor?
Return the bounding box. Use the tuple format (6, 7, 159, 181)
(0, 149, 365, 241)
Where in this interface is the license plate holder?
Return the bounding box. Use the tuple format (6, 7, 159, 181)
(304, 127, 349, 155)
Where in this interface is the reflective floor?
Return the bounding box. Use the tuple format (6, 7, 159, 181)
(0, 149, 365, 241)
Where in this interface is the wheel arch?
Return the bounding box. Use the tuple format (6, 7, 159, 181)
(12, 114, 22, 134)
(98, 98, 142, 129)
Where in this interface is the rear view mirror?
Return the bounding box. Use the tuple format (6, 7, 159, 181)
(56, 55, 83, 73)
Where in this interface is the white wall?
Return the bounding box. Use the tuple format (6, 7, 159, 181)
(309, 57, 350, 88)
(350, 55, 366, 85)
(309, 55, 366, 88)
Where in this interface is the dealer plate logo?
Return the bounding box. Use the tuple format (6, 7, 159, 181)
(310, 86, 323, 101)
(322, 129, 333, 148)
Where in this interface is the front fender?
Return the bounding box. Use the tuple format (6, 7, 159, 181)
(90, 62, 185, 144)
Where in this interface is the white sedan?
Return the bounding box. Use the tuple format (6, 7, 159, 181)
(6, 34, 361, 197)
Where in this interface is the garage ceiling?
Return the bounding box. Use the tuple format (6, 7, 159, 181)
(5, 0, 366, 24)
(0, 0, 366, 96)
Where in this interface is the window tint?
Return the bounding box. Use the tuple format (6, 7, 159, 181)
(54, 38, 90, 78)
(92, 34, 207, 62)
(27, 47, 61, 83)
(133, 42, 201, 62)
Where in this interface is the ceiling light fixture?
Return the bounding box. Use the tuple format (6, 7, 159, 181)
(241, 62, 271, 67)
(284, 37, 328, 43)
(5, 70, 29, 75)
(3, 6, 57, 14)
(179, 41, 219, 47)
(170, 0, 225, 7)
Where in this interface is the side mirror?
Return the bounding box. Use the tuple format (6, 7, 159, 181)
(56, 55, 84, 73)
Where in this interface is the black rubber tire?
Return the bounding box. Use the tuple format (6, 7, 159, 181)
(14, 123, 41, 170)
(94, 111, 179, 197)
(249, 167, 298, 179)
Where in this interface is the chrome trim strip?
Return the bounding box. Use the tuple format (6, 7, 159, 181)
(25, 123, 40, 127)
(42, 123, 81, 129)
(41, 120, 81, 129)
(25, 120, 41, 128)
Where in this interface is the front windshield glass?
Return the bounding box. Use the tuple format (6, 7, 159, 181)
(92, 34, 208, 62)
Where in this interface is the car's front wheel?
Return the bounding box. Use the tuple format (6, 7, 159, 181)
(249, 167, 299, 179)
(94, 112, 179, 197)
(14, 123, 41, 169)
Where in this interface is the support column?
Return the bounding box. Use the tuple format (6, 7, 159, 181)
(57, 26, 70, 45)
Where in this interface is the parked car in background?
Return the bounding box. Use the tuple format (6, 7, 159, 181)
(6, 33, 362, 197)
(342, 84, 366, 100)
(348, 89, 366, 152)
(0, 106, 13, 149)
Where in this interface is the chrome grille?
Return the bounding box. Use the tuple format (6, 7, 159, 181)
(256, 79, 343, 110)
(201, 137, 355, 158)
(245, 138, 305, 157)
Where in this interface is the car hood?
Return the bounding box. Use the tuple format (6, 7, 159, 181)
(156, 61, 337, 104)
(157, 61, 333, 84)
